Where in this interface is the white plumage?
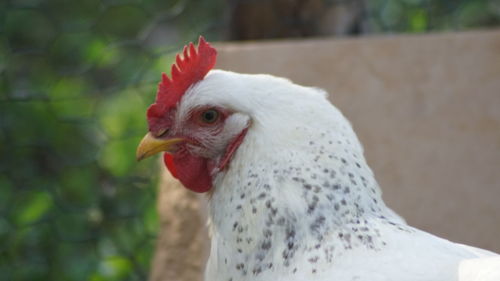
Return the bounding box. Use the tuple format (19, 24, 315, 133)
(172, 69, 500, 281)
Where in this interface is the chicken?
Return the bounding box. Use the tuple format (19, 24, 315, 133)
(136, 37, 500, 281)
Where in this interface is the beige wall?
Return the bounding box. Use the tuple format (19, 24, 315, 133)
(150, 30, 500, 281)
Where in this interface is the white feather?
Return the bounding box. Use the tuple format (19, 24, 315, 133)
(175, 70, 499, 281)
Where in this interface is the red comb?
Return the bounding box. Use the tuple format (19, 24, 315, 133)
(147, 36, 217, 129)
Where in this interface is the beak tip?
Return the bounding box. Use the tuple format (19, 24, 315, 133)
(135, 151, 146, 162)
(135, 132, 183, 163)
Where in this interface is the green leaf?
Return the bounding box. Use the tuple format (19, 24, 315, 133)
(409, 9, 427, 32)
(98, 256, 133, 280)
(57, 166, 98, 207)
(99, 138, 142, 177)
(98, 89, 147, 138)
(85, 40, 120, 67)
(144, 203, 159, 234)
(14, 190, 53, 226)
(50, 98, 95, 119)
(49, 77, 91, 100)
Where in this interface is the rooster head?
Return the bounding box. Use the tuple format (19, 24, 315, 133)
(136, 37, 251, 193)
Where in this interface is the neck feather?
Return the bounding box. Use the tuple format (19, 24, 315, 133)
(205, 124, 405, 280)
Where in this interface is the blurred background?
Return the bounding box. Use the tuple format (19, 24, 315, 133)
(1, 0, 499, 280)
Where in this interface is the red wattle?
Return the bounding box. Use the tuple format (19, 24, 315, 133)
(162, 128, 248, 193)
(163, 153, 212, 193)
(164, 154, 178, 178)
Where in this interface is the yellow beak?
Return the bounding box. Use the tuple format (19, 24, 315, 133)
(136, 132, 184, 161)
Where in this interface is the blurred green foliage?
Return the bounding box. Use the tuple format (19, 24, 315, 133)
(0, 0, 224, 280)
(0, 0, 498, 280)
(367, 0, 500, 32)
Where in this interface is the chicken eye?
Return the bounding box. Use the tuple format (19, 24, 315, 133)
(156, 128, 168, 137)
(201, 109, 219, 124)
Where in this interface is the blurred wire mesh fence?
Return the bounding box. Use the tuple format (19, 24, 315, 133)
(0, 0, 498, 280)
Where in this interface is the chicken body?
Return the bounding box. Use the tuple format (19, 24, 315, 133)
(137, 45, 500, 280)
(182, 71, 499, 281)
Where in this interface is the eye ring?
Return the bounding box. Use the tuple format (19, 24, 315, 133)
(200, 109, 220, 124)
